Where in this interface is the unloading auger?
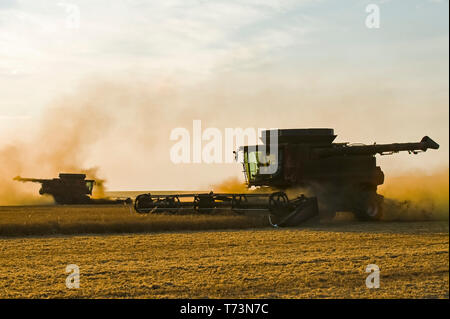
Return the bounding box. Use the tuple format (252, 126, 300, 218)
(134, 191, 319, 227)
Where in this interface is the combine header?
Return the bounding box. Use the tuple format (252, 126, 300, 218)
(135, 191, 318, 227)
(134, 128, 439, 226)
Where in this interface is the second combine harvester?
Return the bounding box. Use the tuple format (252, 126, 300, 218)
(134, 129, 439, 226)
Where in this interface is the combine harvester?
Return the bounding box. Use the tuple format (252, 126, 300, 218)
(135, 129, 439, 227)
(14, 173, 131, 205)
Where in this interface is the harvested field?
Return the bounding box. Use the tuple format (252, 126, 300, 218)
(0, 220, 448, 298)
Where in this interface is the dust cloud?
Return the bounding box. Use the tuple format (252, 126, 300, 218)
(0, 97, 109, 205)
(0, 80, 168, 205)
(210, 177, 249, 193)
(379, 168, 449, 221)
(1, 75, 448, 205)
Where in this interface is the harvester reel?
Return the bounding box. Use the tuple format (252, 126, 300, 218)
(268, 192, 290, 227)
(164, 196, 181, 214)
(193, 193, 215, 214)
(134, 193, 153, 214)
(151, 197, 168, 214)
(269, 192, 289, 215)
(231, 194, 248, 213)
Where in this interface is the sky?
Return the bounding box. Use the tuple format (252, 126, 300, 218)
(0, 0, 448, 190)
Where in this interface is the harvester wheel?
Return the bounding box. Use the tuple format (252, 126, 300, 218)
(353, 193, 384, 221)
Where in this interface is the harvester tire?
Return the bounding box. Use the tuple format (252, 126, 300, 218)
(353, 193, 384, 221)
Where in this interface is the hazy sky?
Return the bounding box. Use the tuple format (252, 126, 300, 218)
(0, 0, 448, 190)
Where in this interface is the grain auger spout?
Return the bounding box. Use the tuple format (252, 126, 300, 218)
(134, 191, 318, 227)
(13, 176, 48, 183)
(313, 136, 440, 158)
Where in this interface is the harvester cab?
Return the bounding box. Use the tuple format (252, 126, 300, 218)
(239, 145, 281, 185)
